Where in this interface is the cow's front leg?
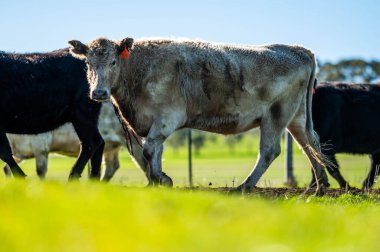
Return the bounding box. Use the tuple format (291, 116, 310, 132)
(144, 144, 171, 186)
(102, 149, 120, 182)
(143, 119, 179, 187)
(143, 137, 173, 187)
(363, 152, 380, 190)
(146, 143, 172, 186)
(0, 132, 26, 178)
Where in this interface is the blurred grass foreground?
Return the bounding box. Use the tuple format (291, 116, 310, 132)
(0, 181, 380, 251)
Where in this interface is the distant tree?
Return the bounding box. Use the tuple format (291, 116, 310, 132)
(166, 129, 207, 155)
(208, 134, 218, 143)
(166, 130, 187, 152)
(192, 130, 206, 156)
(225, 134, 244, 154)
(318, 59, 380, 83)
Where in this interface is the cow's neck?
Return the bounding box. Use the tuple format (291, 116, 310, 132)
(110, 60, 143, 134)
(110, 82, 137, 130)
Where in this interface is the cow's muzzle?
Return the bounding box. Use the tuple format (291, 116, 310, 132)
(91, 89, 110, 102)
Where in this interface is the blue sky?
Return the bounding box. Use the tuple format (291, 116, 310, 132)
(0, 0, 379, 62)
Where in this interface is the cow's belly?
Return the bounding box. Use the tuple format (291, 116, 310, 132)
(186, 107, 264, 135)
(185, 84, 280, 134)
(2, 114, 69, 134)
(50, 124, 80, 156)
(7, 132, 52, 159)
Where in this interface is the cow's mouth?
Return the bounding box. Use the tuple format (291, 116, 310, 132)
(91, 89, 110, 102)
(93, 96, 110, 102)
(92, 95, 110, 102)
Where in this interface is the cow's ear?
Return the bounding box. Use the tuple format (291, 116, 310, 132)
(117, 37, 134, 55)
(68, 40, 88, 59)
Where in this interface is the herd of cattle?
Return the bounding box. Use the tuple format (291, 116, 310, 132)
(0, 37, 379, 194)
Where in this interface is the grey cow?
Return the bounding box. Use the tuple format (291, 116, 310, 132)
(4, 102, 151, 181)
(69, 37, 329, 194)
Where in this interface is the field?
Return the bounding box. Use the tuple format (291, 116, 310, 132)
(1, 134, 379, 251)
(3, 132, 374, 188)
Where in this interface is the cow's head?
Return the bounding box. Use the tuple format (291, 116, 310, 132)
(68, 37, 134, 101)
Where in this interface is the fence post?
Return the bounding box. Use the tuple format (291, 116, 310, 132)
(188, 129, 193, 187)
(285, 132, 297, 187)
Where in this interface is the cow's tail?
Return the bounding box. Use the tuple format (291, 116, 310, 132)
(305, 58, 317, 143)
(304, 57, 335, 181)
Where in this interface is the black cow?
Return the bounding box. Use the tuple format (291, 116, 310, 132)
(0, 49, 104, 179)
(311, 82, 380, 189)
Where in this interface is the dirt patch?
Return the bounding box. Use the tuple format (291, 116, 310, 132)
(185, 187, 380, 198)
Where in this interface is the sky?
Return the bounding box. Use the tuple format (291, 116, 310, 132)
(0, 0, 379, 62)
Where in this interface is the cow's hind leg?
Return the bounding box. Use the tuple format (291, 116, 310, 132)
(3, 165, 11, 177)
(237, 118, 282, 192)
(237, 100, 298, 192)
(288, 116, 329, 194)
(363, 152, 380, 190)
(69, 122, 104, 180)
(4, 156, 23, 177)
(238, 85, 308, 191)
(35, 152, 49, 179)
(310, 154, 349, 189)
(102, 149, 120, 182)
(0, 132, 26, 177)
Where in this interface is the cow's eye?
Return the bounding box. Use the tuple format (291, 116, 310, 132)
(111, 60, 116, 66)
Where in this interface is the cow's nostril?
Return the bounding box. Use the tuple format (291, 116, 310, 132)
(95, 90, 105, 95)
(92, 89, 109, 100)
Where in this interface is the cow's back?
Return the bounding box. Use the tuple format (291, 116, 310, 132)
(313, 83, 380, 154)
(0, 50, 99, 134)
(121, 40, 315, 135)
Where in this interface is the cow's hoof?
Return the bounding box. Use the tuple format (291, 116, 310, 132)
(341, 184, 353, 190)
(159, 172, 173, 187)
(235, 183, 255, 194)
(361, 182, 372, 192)
(13, 174, 27, 179)
(313, 186, 326, 197)
(308, 180, 330, 189)
(361, 186, 371, 193)
(89, 174, 101, 181)
(68, 174, 81, 181)
(284, 178, 298, 188)
(13, 173, 27, 179)
(101, 176, 112, 183)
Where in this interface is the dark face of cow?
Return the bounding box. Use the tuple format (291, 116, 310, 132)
(68, 37, 134, 102)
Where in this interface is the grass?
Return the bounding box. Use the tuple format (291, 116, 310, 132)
(2, 132, 373, 189)
(0, 181, 379, 252)
(0, 134, 378, 251)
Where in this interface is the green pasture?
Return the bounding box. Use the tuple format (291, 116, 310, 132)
(1, 132, 374, 189)
(0, 181, 379, 252)
(0, 133, 378, 251)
